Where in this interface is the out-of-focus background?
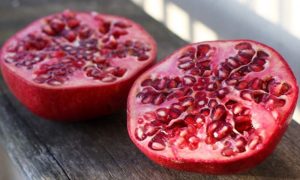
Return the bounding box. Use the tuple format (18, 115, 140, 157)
(131, 0, 300, 124)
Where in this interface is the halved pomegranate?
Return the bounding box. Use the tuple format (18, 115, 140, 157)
(127, 40, 298, 174)
(0, 10, 156, 121)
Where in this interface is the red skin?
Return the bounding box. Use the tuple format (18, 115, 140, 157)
(127, 40, 298, 174)
(0, 11, 157, 121)
(1, 61, 154, 121)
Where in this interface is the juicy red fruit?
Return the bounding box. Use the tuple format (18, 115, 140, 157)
(127, 40, 298, 174)
(0, 10, 157, 120)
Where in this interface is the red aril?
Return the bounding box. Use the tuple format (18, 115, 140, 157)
(0, 10, 157, 121)
(127, 40, 298, 174)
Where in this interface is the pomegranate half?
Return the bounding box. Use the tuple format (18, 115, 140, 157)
(127, 40, 298, 174)
(0, 10, 157, 121)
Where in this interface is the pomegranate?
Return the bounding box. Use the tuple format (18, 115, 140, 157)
(127, 40, 298, 174)
(0, 10, 157, 121)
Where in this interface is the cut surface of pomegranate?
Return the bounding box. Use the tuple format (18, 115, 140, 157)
(0, 10, 156, 120)
(127, 40, 298, 174)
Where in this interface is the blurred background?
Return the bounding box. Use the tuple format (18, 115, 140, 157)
(131, 0, 300, 124)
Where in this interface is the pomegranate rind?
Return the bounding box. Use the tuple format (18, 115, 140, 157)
(127, 40, 298, 174)
(0, 10, 157, 121)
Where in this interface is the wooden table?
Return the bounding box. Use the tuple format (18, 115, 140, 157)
(0, 0, 299, 179)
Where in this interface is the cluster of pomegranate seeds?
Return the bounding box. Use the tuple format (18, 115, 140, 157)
(134, 42, 292, 157)
(3, 10, 151, 85)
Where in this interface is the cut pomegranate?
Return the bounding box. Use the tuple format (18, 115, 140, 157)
(0, 10, 156, 121)
(127, 40, 298, 174)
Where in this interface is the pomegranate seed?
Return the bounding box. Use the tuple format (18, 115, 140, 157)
(240, 90, 252, 101)
(235, 137, 247, 152)
(72, 60, 85, 68)
(112, 67, 126, 77)
(152, 94, 166, 105)
(168, 78, 180, 89)
(183, 76, 196, 86)
(206, 82, 217, 91)
(248, 135, 262, 150)
(235, 81, 248, 90)
(47, 78, 64, 86)
(49, 19, 65, 33)
(137, 54, 149, 61)
(42, 25, 56, 35)
(205, 136, 216, 144)
(170, 103, 186, 112)
(249, 63, 264, 72)
(79, 26, 91, 39)
(154, 78, 168, 90)
(180, 47, 196, 59)
(148, 133, 166, 151)
(66, 18, 80, 28)
(234, 115, 251, 124)
(217, 88, 228, 99)
(252, 58, 266, 66)
(114, 21, 129, 28)
(233, 105, 243, 115)
(135, 127, 146, 141)
(112, 29, 128, 38)
(225, 99, 237, 109)
(98, 21, 111, 34)
(100, 74, 116, 82)
(63, 30, 77, 42)
(215, 124, 232, 140)
(196, 99, 207, 108)
(174, 136, 187, 149)
(251, 91, 265, 103)
(226, 57, 240, 68)
(105, 38, 118, 49)
(207, 121, 232, 141)
(200, 108, 210, 116)
(211, 105, 226, 121)
(184, 114, 196, 125)
(196, 60, 211, 70)
(34, 74, 51, 83)
(189, 68, 202, 76)
(141, 79, 152, 86)
(143, 112, 156, 121)
(269, 81, 291, 97)
(235, 54, 251, 65)
(195, 114, 205, 127)
(235, 42, 252, 50)
(169, 108, 181, 119)
(178, 60, 194, 70)
(257, 50, 269, 58)
(188, 136, 200, 150)
(280, 82, 291, 95)
(203, 70, 212, 76)
(6, 41, 18, 52)
(249, 78, 263, 90)
(208, 99, 218, 108)
(144, 124, 159, 136)
(238, 49, 255, 59)
(216, 68, 229, 80)
(196, 44, 210, 59)
(141, 93, 154, 104)
(267, 98, 286, 108)
(221, 147, 236, 157)
(226, 78, 238, 86)
(180, 96, 194, 107)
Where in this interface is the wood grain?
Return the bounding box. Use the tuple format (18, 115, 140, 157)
(0, 0, 299, 179)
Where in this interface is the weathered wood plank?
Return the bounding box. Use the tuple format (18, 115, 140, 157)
(0, 0, 299, 179)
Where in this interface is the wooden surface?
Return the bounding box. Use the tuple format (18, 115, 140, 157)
(0, 0, 300, 179)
